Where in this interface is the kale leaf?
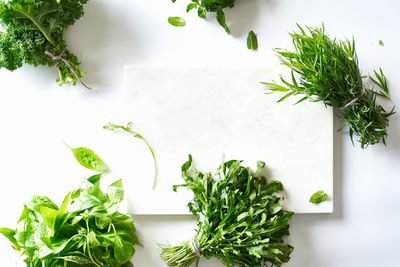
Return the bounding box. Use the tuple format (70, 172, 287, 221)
(0, 0, 90, 88)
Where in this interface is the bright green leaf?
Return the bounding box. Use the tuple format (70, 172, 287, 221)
(247, 30, 258, 50)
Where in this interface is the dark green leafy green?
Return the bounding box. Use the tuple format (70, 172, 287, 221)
(104, 122, 157, 189)
(64, 142, 106, 172)
(263, 24, 395, 148)
(168, 16, 186, 27)
(159, 155, 294, 267)
(172, 0, 235, 34)
(0, 175, 140, 266)
(309, 190, 328, 204)
(0, 0, 90, 88)
(247, 30, 258, 50)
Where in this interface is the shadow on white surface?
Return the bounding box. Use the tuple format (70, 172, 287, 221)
(227, 0, 278, 38)
(286, 113, 344, 267)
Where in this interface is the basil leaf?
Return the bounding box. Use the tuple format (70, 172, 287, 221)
(64, 142, 106, 172)
(107, 179, 124, 205)
(186, 3, 197, 12)
(0, 228, 19, 250)
(168, 16, 186, 27)
(309, 190, 328, 203)
(114, 234, 135, 264)
(247, 30, 258, 50)
(198, 6, 206, 18)
(216, 10, 230, 34)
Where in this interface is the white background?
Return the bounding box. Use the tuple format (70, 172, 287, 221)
(0, 0, 399, 266)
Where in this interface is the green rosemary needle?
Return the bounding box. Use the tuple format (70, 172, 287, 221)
(263, 24, 395, 149)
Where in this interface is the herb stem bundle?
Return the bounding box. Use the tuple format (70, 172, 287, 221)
(264, 24, 395, 148)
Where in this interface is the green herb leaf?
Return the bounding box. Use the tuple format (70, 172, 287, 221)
(186, 3, 197, 12)
(160, 155, 293, 267)
(197, 6, 207, 18)
(64, 142, 106, 172)
(247, 30, 258, 50)
(104, 122, 157, 189)
(168, 16, 186, 27)
(309, 190, 328, 204)
(216, 10, 230, 34)
(379, 40, 384, 46)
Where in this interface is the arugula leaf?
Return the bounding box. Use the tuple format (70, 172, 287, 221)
(104, 122, 158, 189)
(264, 24, 395, 149)
(0, 0, 91, 88)
(64, 142, 106, 172)
(0, 176, 139, 266)
(216, 10, 230, 34)
(168, 16, 186, 27)
(160, 155, 294, 267)
(247, 30, 258, 50)
(309, 190, 328, 204)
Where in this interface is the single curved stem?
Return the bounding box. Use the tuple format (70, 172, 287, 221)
(85, 219, 102, 267)
(142, 137, 157, 189)
(103, 122, 158, 190)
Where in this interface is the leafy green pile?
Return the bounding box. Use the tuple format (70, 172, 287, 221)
(264, 24, 395, 148)
(172, 0, 234, 34)
(0, 145, 140, 266)
(0, 0, 90, 88)
(159, 155, 294, 267)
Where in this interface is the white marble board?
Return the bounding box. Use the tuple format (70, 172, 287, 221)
(122, 65, 334, 214)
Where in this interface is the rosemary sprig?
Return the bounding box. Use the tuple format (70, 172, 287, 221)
(263, 24, 395, 149)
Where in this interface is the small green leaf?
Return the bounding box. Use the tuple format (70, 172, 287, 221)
(379, 40, 384, 46)
(247, 30, 258, 50)
(168, 16, 186, 27)
(186, 3, 197, 12)
(216, 10, 230, 34)
(107, 179, 124, 205)
(114, 234, 135, 264)
(309, 190, 328, 204)
(0, 228, 20, 250)
(64, 142, 106, 172)
(197, 6, 206, 18)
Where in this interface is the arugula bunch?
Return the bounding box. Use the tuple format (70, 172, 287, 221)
(172, 0, 234, 34)
(264, 25, 395, 148)
(0, 0, 90, 88)
(159, 155, 294, 267)
(0, 145, 140, 266)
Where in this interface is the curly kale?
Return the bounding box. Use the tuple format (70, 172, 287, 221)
(173, 0, 235, 34)
(0, 0, 90, 88)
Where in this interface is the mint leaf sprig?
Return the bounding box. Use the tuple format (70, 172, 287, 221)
(172, 0, 234, 34)
(263, 24, 395, 149)
(159, 155, 294, 267)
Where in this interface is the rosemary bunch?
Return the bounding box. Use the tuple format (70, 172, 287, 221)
(159, 155, 294, 267)
(264, 25, 395, 148)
